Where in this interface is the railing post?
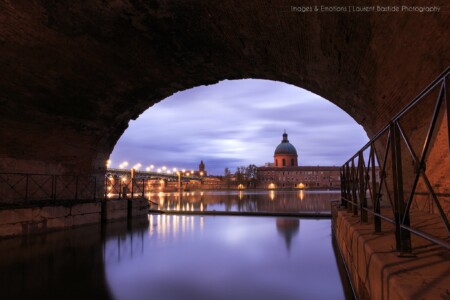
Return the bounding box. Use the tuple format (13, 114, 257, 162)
(359, 152, 368, 223)
(346, 163, 352, 213)
(371, 147, 381, 233)
(104, 177, 108, 200)
(390, 122, 412, 253)
(340, 168, 346, 207)
(119, 179, 122, 199)
(130, 169, 135, 200)
(351, 159, 358, 216)
(142, 179, 145, 198)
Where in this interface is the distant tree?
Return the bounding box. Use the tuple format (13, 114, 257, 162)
(235, 167, 244, 183)
(224, 167, 231, 177)
(246, 164, 258, 179)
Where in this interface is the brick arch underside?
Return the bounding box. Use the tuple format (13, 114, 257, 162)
(0, 1, 448, 179)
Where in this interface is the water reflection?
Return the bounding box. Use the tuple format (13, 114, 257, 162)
(276, 218, 300, 253)
(0, 223, 111, 300)
(106, 216, 347, 300)
(148, 190, 339, 213)
(146, 214, 200, 240)
(0, 215, 349, 300)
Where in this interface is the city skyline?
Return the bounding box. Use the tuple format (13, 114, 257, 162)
(110, 79, 369, 175)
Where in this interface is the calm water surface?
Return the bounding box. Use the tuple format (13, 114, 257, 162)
(148, 190, 339, 213)
(1, 190, 350, 300)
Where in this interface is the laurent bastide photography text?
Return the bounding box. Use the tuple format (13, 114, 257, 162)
(290, 5, 441, 13)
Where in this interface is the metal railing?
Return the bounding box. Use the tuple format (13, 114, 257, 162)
(104, 176, 146, 200)
(0, 173, 97, 203)
(340, 67, 450, 251)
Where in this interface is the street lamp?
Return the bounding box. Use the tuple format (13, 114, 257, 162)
(119, 161, 129, 169)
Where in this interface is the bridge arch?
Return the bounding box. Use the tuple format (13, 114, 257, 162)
(0, 1, 448, 178)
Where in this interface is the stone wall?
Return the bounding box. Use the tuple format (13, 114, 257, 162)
(0, 202, 101, 238)
(0, 199, 149, 238)
(0, 0, 448, 177)
(332, 204, 450, 299)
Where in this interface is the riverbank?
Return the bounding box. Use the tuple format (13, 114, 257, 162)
(331, 203, 450, 299)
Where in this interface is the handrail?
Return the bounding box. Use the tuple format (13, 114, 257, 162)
(344, 67, 450, 165)
(0, 173, 97, 203)
(340, 67, 450, 252)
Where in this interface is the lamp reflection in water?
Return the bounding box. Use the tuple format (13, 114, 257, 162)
(269, 190, 275, 201)
(299, 189, 304, 201)
(149, 190, 337, 214)
(149, 214, 200, 240)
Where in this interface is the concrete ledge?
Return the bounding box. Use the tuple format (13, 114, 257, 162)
(0, 208, 33, 225)
(0, 198, 150, 238)
(105, 199, 128, 211)
(103, 199, 128, 221)
(34, 206, 70, 220)
(332, 204, 450, 300)
(130, 198, 149, 217)
(0, 202, 103, 238)
(103, 198, 150, 221)
(152, 210, 331, 218)
(71, 202, 101, 215)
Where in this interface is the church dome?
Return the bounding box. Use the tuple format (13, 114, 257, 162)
(274, 132, 298, 156)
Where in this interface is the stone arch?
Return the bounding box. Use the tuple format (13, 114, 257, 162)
(0, 1, 448, 178)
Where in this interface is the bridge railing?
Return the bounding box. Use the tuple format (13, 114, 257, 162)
(0, 173, 97, 204)
(340, 67, 450, 252)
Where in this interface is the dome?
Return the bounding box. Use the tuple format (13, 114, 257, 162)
(274, 142, 298, 155)
(274, 132, 298, 156)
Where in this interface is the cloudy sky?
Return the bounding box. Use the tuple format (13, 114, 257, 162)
(110, 79, 369, 175)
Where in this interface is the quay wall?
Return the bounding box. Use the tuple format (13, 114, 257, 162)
(0, 198, 149, 238)
(331, 204, 450, 300)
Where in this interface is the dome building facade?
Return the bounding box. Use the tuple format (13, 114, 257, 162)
(274, 131, 298, 167)
(256, 131, 343, 189)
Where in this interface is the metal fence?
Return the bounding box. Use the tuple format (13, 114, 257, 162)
(0, 173, 97, 203)
(0, 172, 151, 203)
(340, 67, 450, 251)
(104, 176, 146, 200)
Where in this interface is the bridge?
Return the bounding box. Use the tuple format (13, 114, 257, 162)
(106, 168, 202, 181)
(105, 168, 203, 199)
